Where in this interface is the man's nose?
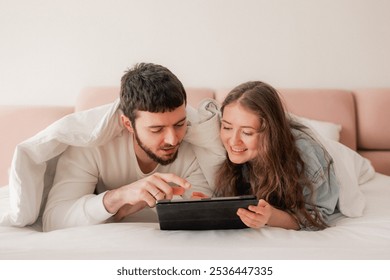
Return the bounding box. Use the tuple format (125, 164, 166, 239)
(164, 128, 179, 146)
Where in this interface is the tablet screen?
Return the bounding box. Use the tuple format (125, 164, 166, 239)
(156, 195, 258, 230)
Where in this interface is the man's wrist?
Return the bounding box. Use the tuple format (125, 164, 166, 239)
(103, 189, 122, 214)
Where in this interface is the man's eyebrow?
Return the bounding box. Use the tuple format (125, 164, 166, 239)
(174, 117, 187, 125)
(148, 117, 187, 128)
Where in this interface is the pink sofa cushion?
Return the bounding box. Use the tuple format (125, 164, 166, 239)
(358, 151, 390, 176)
(75, 87, 215, 112)
(354, 89, 390, 150)
(215, 88, 356, 150)
(75, 87, 120, 112)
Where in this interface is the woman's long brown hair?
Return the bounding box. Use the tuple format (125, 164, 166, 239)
(214, 81, 328, 230)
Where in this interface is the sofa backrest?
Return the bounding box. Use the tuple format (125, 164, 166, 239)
(354, 89, 390, 150)
(2, 87, 389, 185)
(353, 88, 390, 175)
(0, 105, 73, 186)
(75, 87, 214, 112)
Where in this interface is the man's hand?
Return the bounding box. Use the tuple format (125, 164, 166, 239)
(103, 172, 191, 218)
(113, 186, 186, 221)
(113, 201, 147, 222)
(191, 191, 209, 199)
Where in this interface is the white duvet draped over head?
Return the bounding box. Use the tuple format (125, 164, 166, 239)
(0, 99, 225, 227)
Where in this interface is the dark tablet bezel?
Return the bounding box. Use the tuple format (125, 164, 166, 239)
(156, 195, 258, 230)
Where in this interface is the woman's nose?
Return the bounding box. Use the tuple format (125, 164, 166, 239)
(229, 130, 242, 145)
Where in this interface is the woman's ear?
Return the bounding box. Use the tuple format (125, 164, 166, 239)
(121, 115, 134, 133)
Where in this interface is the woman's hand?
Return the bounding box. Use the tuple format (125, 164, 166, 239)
(237, 199, 301, 230)
(237, 199, 272, 228)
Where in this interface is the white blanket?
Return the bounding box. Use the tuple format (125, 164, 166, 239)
(0, 100, 375, 227)
(290, 114, 375, 217)
(0, 99, 225, 227)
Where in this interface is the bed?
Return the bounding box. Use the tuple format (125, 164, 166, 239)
(0, 87, 389, 261)
(0, 172, 389, 260)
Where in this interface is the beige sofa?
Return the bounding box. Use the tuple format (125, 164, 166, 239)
(1, 87, 389, 186)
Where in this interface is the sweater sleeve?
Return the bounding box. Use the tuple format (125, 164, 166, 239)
(42, 146, 113, 231)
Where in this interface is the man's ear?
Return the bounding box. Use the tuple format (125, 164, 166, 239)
(121, 115, 134, 133)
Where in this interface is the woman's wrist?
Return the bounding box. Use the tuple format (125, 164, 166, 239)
(267, 207, 300, 230)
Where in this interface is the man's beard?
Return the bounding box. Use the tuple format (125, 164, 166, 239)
(134, 131, 179, 165)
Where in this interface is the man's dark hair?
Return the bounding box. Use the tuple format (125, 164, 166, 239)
(119, 63, 187, 122)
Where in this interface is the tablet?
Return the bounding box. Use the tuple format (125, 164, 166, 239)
(156, 195, 258, 230)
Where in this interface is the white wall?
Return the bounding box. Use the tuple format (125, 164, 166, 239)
(1, 0, 389, 106)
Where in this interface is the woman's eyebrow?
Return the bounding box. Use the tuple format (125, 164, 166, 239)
(221, 119, 257, 130)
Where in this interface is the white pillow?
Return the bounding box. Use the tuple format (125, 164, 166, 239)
(293, 115, 342, 142)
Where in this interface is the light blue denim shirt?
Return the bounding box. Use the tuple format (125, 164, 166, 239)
(292, 127, 340, 229)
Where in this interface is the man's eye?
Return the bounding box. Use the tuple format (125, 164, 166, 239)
(150, 128, 163, 133)
(175, 123, 185, 128)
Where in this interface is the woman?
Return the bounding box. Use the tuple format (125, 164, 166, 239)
(215, 81, 339, 230)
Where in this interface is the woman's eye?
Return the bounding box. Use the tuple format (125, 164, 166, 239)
(222, 126, 232, 130)
(242, 131, 254, 136)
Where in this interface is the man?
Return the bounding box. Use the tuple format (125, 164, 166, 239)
(42, 63, 213, 231)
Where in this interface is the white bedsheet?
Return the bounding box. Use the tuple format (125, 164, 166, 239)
(1, 173, 389, 260)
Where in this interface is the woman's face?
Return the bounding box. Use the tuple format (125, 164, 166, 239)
(220, 102, 261, 164)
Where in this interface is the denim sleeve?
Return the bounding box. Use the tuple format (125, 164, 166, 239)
(295, 133, 340, 230)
